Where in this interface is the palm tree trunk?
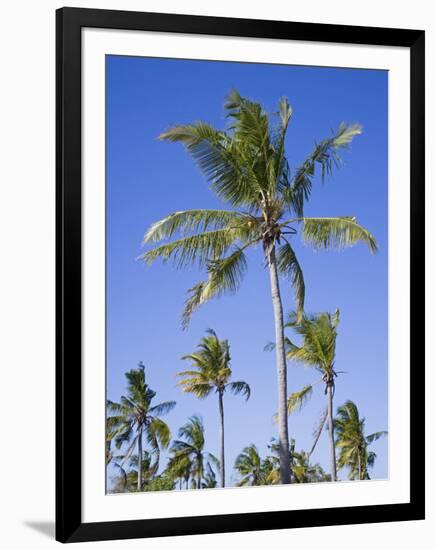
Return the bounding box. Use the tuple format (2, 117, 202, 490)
(357, 450, 362, 480)
(218, 389, 225, 488)
(137, 428, 143, 491)
(266, 242, 291, 485)
(326, 384, 337, 481)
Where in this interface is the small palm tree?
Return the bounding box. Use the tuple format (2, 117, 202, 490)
(170, 416, 218, 490)
(234, 444, 268, 486)
(167, 452, 192, 490)
(106, 362, 176, 491)
(264, 438, 329, 483)
(177, 329, 250, 487)
(202, 463, 218, 488)
(291, 451, 331, 483)
(141, 90, 376, 483)
(334, 400, 387, 480)
(285, 310, 341, 481)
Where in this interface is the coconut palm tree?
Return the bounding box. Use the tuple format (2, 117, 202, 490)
(141, 90, 377, 483)
(177, 329, 250, 487)
(263, 437, 329, 484)
(166, 452, 192, 490)
(169, 415, 218, 490)
(234, 444, 269, 486)
(202, 462, 218, 488)
(106, 362, 176, 491)
(284, 310, 342, 481)
(291, 451, 331, 483)
(334, 400, 387, 480)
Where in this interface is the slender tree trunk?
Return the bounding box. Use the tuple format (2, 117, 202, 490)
(197, 456, 202, 489)
(218, 389, 225, 488)
(326, 384, 337, 481)
(137, 427, 143, 491)
(267, 242, 291, 485)
(357, 450, 362, 480)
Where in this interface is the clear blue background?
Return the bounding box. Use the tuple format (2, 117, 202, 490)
(106, 55, 388, 487)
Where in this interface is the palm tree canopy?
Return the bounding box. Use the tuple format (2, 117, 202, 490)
(334, 400, 387, 480)
(106, 362, 176, 462)
(286, 309, 340, 374)
(140, 90, 377, 326)
(234, 444, 270, 486)
(177, 329, 250, 399)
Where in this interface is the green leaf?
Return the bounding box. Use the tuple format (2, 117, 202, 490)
(143, 209, 247, 243)
(286, 385, 314, 415)
(276, 242, 305, 320)
(291, 123, 362, 216)
(301, 216, 377, 253)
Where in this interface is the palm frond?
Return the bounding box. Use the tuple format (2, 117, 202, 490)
(148, 400, 176, 417)
(181, 246, 250, 328)
(301, 216, 377, 253)
(287, 384, 314, 415)
(140, 229, 239, 269)
(160, 120, 263, 207)
(291, 123, 362, 216)
(276, 241, 305, 320)
(147, 417, 172, 449)
(143, 209, 247, 243)
(366, 430, 388, 444)
(227, 380, 251, 400)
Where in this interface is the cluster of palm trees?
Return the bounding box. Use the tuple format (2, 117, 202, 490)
(107, 89, 387, 491)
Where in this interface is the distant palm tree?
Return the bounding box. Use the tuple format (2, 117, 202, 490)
(334, 400, 387, 480)
(106, 362, 176, 491)
(177, 329, 250, 487)
(264, 438, 329, 484)
(291, 450, 331, 483)
(167, 452, 192, 490)
(141, 90, 376, 483)
(234, 444, 269, 486)
(170, 416, 218, 490)
(202, 463, 218, 488)
(285, 310, 341, 481)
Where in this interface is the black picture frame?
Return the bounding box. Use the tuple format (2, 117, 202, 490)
(56, 6, 425, 543)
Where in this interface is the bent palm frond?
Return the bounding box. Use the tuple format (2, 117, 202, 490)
(276, 241, 305, 321)
(143, 209, 249, 243)
(301, 216, 377, 253)
(291, 123, 362, 216)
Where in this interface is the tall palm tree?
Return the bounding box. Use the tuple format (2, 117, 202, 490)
(285, 310, 341, 481)
(177, 329, 250, 487)
(106, 362, 176, 491)
(141, 90, 377, 483)
(334, 400, 387, 480)
(170, 416, 218, 490)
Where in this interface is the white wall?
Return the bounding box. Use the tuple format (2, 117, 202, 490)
(0, 1, 432, 548)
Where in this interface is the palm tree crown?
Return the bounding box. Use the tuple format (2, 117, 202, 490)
(178, 329, 250, 400)
(334, 400, 387, 480)
(141, 90, 377, 484)
(106, 362, 176, 491)
(234, 444, 267, 486)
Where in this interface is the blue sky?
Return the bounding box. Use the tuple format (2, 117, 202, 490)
(106, 55, 388, 487)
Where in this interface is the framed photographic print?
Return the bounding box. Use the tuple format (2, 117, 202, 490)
(56, 7, 425, 543)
